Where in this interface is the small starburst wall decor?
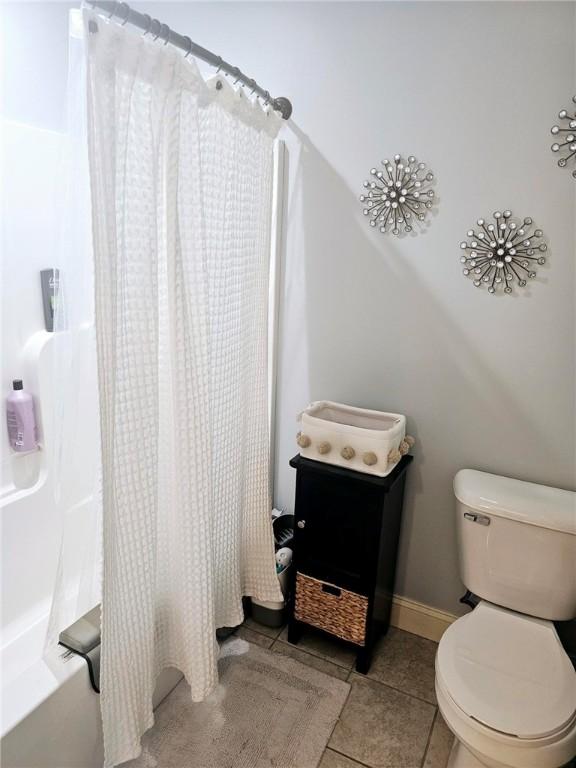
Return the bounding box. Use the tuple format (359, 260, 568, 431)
(551, 96, 576, 179)
(459, 211, 547, 295)
(360, 154, 435, 235)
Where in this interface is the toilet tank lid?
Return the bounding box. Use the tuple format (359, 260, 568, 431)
(454, 469, 576, 535)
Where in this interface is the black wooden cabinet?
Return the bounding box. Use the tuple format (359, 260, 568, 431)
(287, 454, 412, 674)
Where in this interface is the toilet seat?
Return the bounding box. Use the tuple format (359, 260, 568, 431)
(437, 601, 576, 740)
(436, 672, 576, 768)
(436, 601, 576, 768)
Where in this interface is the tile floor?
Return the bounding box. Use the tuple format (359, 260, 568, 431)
(236, 619, 454, 768)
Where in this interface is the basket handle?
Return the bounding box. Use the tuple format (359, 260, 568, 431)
(321, 584, 342, 598)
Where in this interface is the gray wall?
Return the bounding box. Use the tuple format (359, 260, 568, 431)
(267, 1, 576, 615)
(3, 2, 575, 615)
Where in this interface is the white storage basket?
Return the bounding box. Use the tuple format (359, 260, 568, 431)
(297, 401, 413, 477)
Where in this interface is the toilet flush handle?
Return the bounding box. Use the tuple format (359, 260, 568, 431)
(463, 512, 491, 526)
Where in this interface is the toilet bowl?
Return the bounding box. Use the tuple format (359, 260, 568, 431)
(437, 470, 576, 768)
(436, 602, 576, 768)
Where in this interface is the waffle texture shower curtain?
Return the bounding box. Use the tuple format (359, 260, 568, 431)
(83, 9, 283, 766)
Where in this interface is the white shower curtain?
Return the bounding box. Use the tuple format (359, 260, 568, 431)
(83, 9, 283, 767)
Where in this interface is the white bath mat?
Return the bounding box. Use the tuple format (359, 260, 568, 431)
(124, 638, 350, 768)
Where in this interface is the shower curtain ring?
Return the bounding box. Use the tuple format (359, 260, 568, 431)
(107, 0, 117, 19)
(160, 24, 170, 44)
(215, 56, 223, 73)
(248, 78, 257, 95)
(141, 13, 152, 36)
(182, 36, 193, 58)
(118, 2, 130, 25)
(151, 19, 162, 40)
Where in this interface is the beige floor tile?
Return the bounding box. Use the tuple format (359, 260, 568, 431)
(278, 626, 357, 669)
(272, 640, 350, 681)
(329, 674, 435, 768)
(423, 713, 454, 768)
(233, 625, 274, 648)
(367, 628, 437, 704)
(320, 748, 369, 768)
(243, 616, 284, 639)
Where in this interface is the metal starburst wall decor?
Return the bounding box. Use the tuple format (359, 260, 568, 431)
(360, 155, 435, 235)
(459, 211, 547, 295)
(551, 96, 576, 179)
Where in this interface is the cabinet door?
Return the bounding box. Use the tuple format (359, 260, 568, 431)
(293, 470, 382, 594)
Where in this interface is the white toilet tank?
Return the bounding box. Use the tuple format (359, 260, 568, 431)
(454, 469, 576, 621)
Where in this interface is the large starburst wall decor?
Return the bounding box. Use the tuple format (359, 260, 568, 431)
(459, 211, 547, 295)
(360, 155, 435, 235)
(551, 96, 576, 179)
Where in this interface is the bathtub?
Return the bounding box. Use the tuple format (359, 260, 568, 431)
(1, 124, 183, 766)
(2, 608, 103, 767)
(0, 331, 182, 766)
(1, 610, 182, 768)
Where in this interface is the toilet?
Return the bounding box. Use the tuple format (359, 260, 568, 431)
(435, 469, 576, 768)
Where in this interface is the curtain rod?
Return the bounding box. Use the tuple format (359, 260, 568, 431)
(87, 0, 293, 120)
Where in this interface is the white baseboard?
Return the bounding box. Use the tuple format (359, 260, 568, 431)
(390, 595, 458, 642)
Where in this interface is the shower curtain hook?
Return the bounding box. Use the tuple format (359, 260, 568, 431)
(141, 13, 152, 36)
(118, 2, 130, 25)
(151, 19, 162, 41)
(106, 1, 117, 19)
(215, 56, 223, 74)
(159, 23, 170, 44)
(182, 36, 193, 58)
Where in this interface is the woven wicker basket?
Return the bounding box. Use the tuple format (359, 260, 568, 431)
(294, 572, 368, 646)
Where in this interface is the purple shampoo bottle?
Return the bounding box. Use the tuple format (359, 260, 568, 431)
(6, 380, 38, 452)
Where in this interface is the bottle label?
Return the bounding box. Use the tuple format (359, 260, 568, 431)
(7, 410, 23, 447)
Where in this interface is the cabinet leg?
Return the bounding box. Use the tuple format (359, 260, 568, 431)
(287, 619, 303, 645)
(355, 646, 372, 675)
